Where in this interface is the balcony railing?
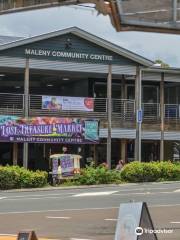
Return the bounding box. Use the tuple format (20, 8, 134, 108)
(0, 93, 24, 116)
(0, 93, 180, 123)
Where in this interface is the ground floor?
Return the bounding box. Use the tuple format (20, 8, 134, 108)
(1, 139, 180, 170)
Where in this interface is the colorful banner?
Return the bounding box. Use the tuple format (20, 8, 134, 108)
(0, 116, 99, 144)
(42, 96, 94, 111)
(60, 155, 74, 177)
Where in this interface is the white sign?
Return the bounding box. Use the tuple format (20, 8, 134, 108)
(25, 48, 113, 61)
(42, 95, 94, 111)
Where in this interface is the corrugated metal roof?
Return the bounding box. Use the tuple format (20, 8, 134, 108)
(0, 35, 23, 45)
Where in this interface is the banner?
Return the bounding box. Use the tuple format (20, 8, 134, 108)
(0, 116, 99, 144)
(60, 155, 74, 177)
(42, 96, 94, 111)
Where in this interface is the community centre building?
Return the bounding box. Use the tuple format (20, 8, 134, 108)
(0, 27, 180, 170)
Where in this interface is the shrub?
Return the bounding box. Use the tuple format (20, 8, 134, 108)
(120, 161, 180, 182)
(75, 165, 122, 185)
(0, 165, 48, 190)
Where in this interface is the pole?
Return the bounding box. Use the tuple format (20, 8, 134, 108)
(135, 67, 142, 162)
(160, 73, 165, 161)
(172, 0, 177, 23)
(23, 58, 29, 169)
(107, 64, 112, 169)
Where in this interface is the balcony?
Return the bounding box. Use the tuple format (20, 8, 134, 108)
(0, 92, 180, 130)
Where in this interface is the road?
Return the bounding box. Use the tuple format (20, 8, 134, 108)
(0, 182, 180, 240)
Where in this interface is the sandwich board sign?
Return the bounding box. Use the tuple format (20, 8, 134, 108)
(114, 202, 157, 240)
(17, 230, 38, 240)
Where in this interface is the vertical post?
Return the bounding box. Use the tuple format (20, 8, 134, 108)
(135, 67, 142, 161)
(160, 73, 165, 161)
(107, 64, 112, 169)
(121, 139, 126, 162)
(13, 143, 18, 165)
(121, 75, 125, 99)
(172, 0, 177, 23)
(93, 144, 97, 166)
(23, 58, 29, 169)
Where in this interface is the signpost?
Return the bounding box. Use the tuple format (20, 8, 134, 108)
(137, 109, 143, 123)
(114, 202, 157, 240)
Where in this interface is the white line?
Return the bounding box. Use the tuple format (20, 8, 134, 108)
(0, 197, 6, 200)
(70, 238, 93, 240)
(4, 193, 75, 198)
(4, 196, 69, 201)
(0, 206, 118, 215)
(150, 204, 180, 207)
(104, 219, 117, 221)
(73, 191, 118, 197)
(174, 189, 180, 192)
(46, 216, 71, 219)
(0, 234, 16, 236)
(170, 222, 180, 224)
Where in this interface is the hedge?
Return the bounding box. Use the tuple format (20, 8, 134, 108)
(74, 165, 122, 185)
(0, 165, 48, 190)
(120, 161, 180, 182)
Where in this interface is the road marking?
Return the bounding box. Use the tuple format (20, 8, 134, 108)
(0, 197, 6, 200)
(2, 193, 76, 198)
(174, 189, 180, 192)
(170, 222, 180, 224)
(46, 216, 71, 219)
(150, 203, 180, 207)
(0, 206, 118, 215)
(4, 196, 69, 201)
(104, 218, 117, 221)
(70, 238, 93, 240)
(0, 234, 16, 236)
(73, 191, 118, 197)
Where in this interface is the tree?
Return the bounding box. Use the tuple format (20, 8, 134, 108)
(155, 59, 170, 68)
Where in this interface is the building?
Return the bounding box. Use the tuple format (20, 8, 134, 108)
(0, 27, 180, 170)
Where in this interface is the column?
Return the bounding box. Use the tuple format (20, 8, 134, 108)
(121, 139, 126, 161)
(13, 143, 18, 165)
(160, 72, 165, 161)
(23, 58, 29, 169)
(135, 67, 142, 161)
(107, 64, 112, 169)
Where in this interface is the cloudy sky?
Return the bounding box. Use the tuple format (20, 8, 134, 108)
(0, 5, 180, 67)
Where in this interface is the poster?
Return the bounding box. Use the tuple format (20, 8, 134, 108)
(0, 116, 99, 144)
(42, 96, 94, 111)
(60, 155, 74, 177)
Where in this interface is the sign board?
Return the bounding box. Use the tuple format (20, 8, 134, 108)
(114, 202, 157, 240)
(17, 231, 38, 240)
(42, 96, 94, 112)
(0, 116, 99, 144)
(137, 110, 143, 123)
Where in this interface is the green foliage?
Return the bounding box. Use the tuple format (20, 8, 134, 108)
(75, 165, 122, 185)
(0, 165, 48, 190)
(120, 161, 180, 182)
(155, 59, 170, 68)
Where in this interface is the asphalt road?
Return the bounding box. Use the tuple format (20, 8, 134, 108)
(0, 182, 180, 240)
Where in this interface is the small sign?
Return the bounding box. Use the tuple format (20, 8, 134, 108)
(137, 109, 143, 123)
(17, 231, 38, 240)
(114, 202, 157, 240)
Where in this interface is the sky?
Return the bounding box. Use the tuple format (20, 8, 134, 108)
(0, 5, 180, 67)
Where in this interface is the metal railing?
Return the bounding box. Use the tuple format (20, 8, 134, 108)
(0, 93, 24, 116)
(1, 92, 180, 122)
(164, 104, 179, 120)
(142, 103, 160, 121)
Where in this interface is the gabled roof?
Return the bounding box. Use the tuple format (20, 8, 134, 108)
(0, 27, 154, 67)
